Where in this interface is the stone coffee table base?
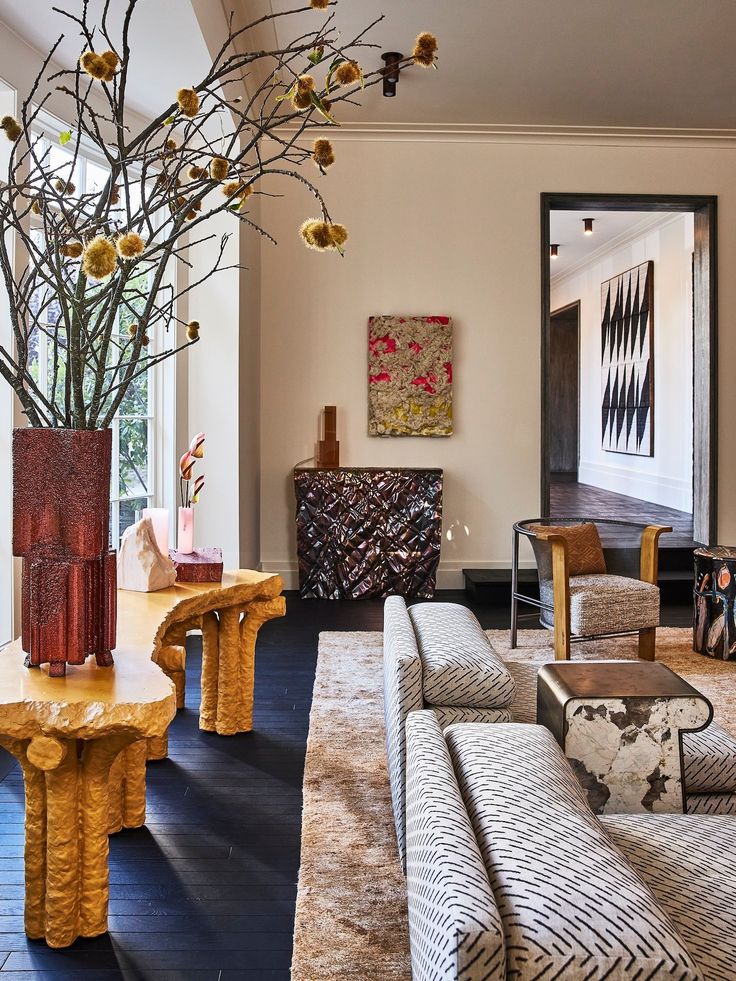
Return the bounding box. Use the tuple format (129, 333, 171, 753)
(538, 661, 713, 815)
(564, 694, 711, 813)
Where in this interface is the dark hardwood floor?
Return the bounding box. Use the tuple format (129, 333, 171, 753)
(0, 590, 693, 978)
(550, 477, 695, 547)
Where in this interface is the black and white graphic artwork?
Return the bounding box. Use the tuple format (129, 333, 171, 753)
(601, 260, 654, 456)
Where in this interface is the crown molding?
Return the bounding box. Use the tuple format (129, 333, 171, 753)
(550, 212, 685, 288)
(273, 120, 736, 148)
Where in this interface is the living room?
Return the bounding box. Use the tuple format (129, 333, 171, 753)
(0, 1, 733, 979)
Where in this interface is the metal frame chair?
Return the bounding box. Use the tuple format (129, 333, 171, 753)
(511, 517, 672, 660)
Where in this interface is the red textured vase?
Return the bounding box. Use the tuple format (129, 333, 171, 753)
(12, 427, 117, 676)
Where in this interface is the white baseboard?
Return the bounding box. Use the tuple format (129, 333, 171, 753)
(578, 461, 692, 513)
(260, 558, 535, 594)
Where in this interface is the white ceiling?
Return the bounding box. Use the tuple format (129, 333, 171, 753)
(1, 0, 735, 129)
(548, 210, 690, 282)
(0, 0, 211, 121)
(261, 0, 736, 129)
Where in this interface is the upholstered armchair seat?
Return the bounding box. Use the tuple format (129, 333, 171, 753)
(540, 573, 661, 636)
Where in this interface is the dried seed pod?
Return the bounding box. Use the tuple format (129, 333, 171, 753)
(0, 115, 21, 142)
(116, 232, 146, 259)
(82, 237, 117, 280)
(209, 157, 229, 181)
(60, 242, 83, 259)
(177, 88, 200, 118)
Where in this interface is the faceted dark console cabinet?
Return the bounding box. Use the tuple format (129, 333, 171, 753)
(294, 467, 443, 599)
(12, 428, 117, 676)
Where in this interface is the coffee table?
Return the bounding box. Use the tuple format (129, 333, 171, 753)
(537, 660, 712, 814)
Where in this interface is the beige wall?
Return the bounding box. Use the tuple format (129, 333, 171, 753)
(259, 134, 736, 587)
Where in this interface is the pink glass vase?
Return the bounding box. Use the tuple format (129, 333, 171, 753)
(177, 507, 194, 554)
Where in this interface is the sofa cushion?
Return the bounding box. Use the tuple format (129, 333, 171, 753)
(408, 603, 515, 708)
(529, 521, 607, 575)
(406, 711, 505, 981)
(542, 573, 660, 634)
(683, 721, 736, 794)
(445, 723, 701, 979)
(602, 813, 736, 981)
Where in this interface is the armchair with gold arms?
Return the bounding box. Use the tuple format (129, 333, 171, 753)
(511, 518, 672, 660)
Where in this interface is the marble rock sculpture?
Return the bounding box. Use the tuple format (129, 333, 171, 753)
(117, 518, 177, 592)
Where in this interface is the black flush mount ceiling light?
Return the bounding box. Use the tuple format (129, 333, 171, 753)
(583, 217, 594, 235)
(381, 52, 403, 97)
(550, 244, 559, 259)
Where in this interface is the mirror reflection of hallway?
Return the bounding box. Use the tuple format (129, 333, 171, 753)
(541, 199, 713, 550)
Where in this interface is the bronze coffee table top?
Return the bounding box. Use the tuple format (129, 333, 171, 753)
(537, 660, 712, 747)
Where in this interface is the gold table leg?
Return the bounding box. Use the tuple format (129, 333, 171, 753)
(1, 732, 133, 948)
(199, 597, 286, 736)
(108, 739, 149, 834)
(199, 610, 221, 732)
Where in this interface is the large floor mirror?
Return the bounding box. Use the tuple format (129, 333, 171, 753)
(540, 193, 717, 550)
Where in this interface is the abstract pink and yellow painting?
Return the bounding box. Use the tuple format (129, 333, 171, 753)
(368, 315, 453, 436)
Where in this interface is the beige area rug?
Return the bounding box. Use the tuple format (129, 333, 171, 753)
(291, 628, 736, 981)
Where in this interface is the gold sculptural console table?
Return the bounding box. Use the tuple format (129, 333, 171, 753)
(0, 569, 285, 949)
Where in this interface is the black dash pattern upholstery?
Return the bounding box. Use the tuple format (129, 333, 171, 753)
(686, 791, 736, 815)
(682, 722, 736, 794)
(443, 722, 702, 979)
(431, 707, 513, 730)
(383, 597, 514, 869)
(408, 603, 515, 708)
(384, 594, 424, 870)
(406, 712, 505, 981)
(602, 813, 736, 981)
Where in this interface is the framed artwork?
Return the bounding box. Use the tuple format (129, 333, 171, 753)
(601, 260, 654, 456)
(368, 315, 453, 437)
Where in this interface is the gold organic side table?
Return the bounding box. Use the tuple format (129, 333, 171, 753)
(0, 644, 176, 948)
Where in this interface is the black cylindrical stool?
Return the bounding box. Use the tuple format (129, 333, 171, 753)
(693, 546, 736, 660)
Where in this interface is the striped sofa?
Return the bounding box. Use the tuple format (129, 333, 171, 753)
(384, 597, 736, 847)
(406, 711, 736, 981)
(383, 596, 515, 869)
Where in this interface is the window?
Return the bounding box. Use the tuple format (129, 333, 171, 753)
(28, 124, 174, 545)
